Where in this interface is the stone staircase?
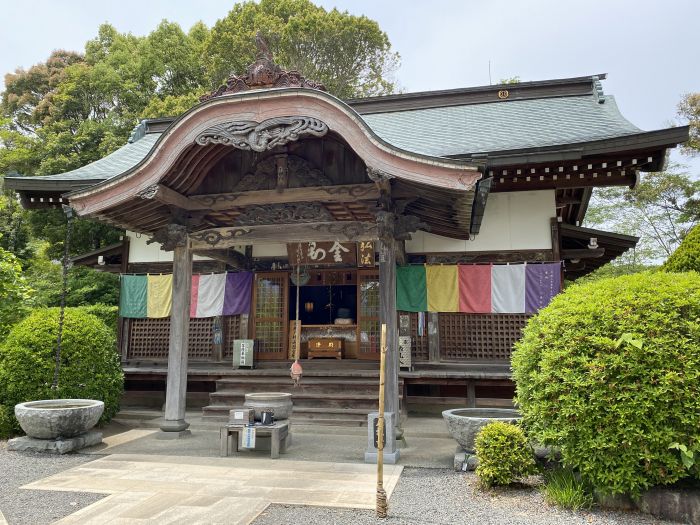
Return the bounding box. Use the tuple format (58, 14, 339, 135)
(202, 363, 402, 426)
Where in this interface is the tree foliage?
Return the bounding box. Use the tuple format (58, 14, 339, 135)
(0, 240, 32, 340)
(678, 92, 700, 155)
(513, 272, 700, 496)
(662, 224, 700, 272)
(585, 167, 700, 262)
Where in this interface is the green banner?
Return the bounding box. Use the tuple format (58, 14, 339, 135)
(119, 275, 147, 318)
(396, 266, 427, 312)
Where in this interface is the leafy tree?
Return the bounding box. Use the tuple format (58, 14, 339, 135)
(0, 239, 32, 340)
(678, 92, 700, 155)
(585, 166, 700, 262)
(662, 224, 700, 272)
(203, 0, 399, 99)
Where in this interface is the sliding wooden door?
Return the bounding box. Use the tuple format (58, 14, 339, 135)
(252, 272, 289, 360)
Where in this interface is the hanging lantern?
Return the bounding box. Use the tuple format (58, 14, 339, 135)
(305, 301, 314, 313)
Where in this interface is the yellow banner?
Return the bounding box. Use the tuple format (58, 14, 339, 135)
(147, 274, 173, 318)
(426, 265, 459, 312)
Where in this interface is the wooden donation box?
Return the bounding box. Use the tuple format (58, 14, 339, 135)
(308, 338, 343, 359)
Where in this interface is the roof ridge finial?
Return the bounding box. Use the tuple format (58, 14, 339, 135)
(200, 32, 326, 102)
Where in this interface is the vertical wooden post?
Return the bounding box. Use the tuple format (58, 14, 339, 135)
(427, 312, 441, 363)
(379, 236, 399, 421)
(160, 238, 193, 435)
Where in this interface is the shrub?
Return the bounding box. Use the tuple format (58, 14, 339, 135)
(0, 404, 13, 439)
(0, 308, 124, 435)
(475, 421, 536, 487)
(542, 468, 594, 510)
(663, 225, 700, 272)
(512, 272, 700, 496)
(77, 304, 119, 335)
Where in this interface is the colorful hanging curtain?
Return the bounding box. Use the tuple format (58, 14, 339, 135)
(525, 263, 561, 313)
(147, 274, 173, 318)
(223, 272, 254, 315)
(396, 265, 427, 312)
(119, 275, 147, 318)
(394, 262, 561, 314)
(426, 265, 459, 312)
(458, 264, 492, 313)
(190, 273, 227, 318)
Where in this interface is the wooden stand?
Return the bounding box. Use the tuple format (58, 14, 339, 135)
(308, 337, 343, 359)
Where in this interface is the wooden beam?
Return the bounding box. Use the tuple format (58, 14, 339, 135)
(190, 221, 377, 249)
(193, 249, 252, 269)
(562, 248, 605, 260)
(191, 184, 380, 210)
(139, 184, 200, 211)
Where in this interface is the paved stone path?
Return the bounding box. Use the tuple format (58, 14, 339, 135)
(23, 453, 402, 524)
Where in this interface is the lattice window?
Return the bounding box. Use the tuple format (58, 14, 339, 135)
(407, 312, 429, 362)
(127, 318, 170, 359)
(438, 313, 530, 361)
(223, 315, 243, 358)
(253, 273, 288, 357)
(358, 271, 379, 356)
(126, 316, 243, 361)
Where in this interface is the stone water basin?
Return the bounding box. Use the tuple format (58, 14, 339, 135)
(442, 408, 521, 452)
(14, 399, 104, 439)
(244, 392, 293, 420)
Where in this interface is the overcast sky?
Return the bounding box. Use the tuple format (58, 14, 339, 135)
(1, 0, 698, 169)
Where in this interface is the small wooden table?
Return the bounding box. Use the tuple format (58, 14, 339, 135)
(219, 421, 291, 459)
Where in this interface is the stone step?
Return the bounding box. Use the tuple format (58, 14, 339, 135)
(209, 392, 380, 410)
(202, 405, 370, 426)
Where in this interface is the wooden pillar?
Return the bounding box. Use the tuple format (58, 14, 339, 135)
(160, 236, 192, 436)
(379, 236, 399, 421)
(427, 312, 440, 363)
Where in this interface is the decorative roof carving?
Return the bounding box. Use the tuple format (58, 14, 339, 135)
(232, 154, 331, 192)
(147, 224, 188, 251)
(200, 32, 326, 101)
(195, 116, 328, 152)
(235, 203, 332, 226)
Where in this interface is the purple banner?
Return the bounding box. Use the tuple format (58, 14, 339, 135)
(525, 263, 561, 313)
(223, 272, 254, 316)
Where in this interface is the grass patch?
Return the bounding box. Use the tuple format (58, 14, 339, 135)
(541, 468, 594, 510)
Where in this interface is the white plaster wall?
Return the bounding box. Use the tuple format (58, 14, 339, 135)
(126, 232, 286, 262)
(406, 190, 555, 253)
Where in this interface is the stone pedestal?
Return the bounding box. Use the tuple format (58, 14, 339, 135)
(453, 446, 479, 471)
(364, 411, 400, 464)
(8, 430, 102, 454)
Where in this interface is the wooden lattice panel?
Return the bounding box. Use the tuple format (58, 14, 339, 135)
(126, 316, 243, 361)
(358, 272, 379, 356)
(223, 315, 243, 358)
(407, 312, 429, 362)
(252, 273, 288, 358)
(127, 318, 170, 359)
(438, 313, 531, 361)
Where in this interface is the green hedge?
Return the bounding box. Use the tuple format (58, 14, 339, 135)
(475, 421, 536, 487)
(663, 225, 700, 272)
(0, 308, 124, 437)
(512, 272, 700, 496)
(77, 304, 119, 334)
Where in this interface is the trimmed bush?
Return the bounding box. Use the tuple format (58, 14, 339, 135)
(0, 308, 124, 435)
(512, 272, 700, 496)
(475, 421, 536, 487)
(0, 404, 13, 439)
(663, 225, 700, 272)
(77, 304, 119, 334)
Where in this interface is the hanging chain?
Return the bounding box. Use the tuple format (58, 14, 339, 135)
(53, 207, 74, 390)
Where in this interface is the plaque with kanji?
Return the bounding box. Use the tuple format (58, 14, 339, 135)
(287, 242, 357, 266)
(357, 240, 375, 267)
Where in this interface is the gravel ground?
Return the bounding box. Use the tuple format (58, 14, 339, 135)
(253, 468, 674, 525)
(0, 440, 104, 525)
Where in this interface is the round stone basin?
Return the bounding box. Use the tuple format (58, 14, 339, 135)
(14, 399, 104, 439)
(244, 392, 293, 421)
(442, 408, 521, 452)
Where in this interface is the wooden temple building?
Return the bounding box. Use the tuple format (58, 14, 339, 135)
(4, 46, 689, 433)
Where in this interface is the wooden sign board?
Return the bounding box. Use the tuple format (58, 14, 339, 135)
(357, 240, 376, 267)
(287, 241, 357, 266)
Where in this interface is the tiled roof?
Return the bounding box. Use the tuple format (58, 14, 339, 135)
(3, 78, 651, 187)
(363, 95, 641, 157)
